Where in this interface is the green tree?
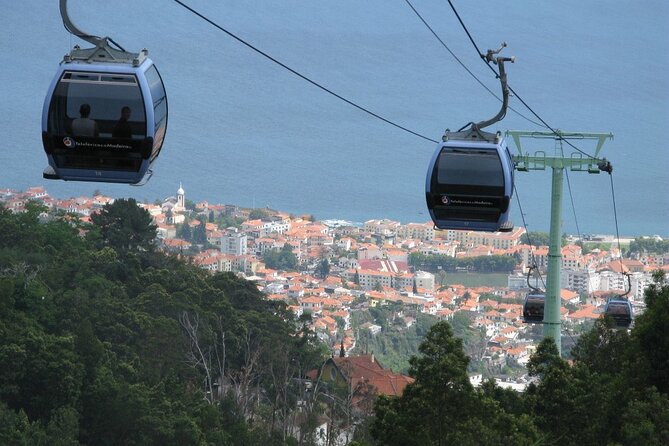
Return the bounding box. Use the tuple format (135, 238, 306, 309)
(263, 245, 298, 271)
(216, 214, 245, 229)
(314, 259, 330, 280)
(90, 198, 157, 252)
(628, 270, 669, 394)
(620, 387, 669, 446)
(521, 231, 550, 247)
(176, 222, 192, 241)
(372, 322, 537, 445)
(436, 270, 447, 287)
(524, 339, 604, 445)
(628, 238, 669, 255)
(191, 219, 208, 245)
(248, 208, 271, 220)
(185, 199, 197, 211)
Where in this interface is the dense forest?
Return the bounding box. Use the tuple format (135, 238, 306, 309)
(0, 200, 326, 445)
(1, 200, 667, 445)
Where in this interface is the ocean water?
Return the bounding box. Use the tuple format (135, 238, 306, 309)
(1, 0, 667, 235)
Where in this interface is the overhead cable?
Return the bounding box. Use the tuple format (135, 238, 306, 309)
(444, 0, 599, 159)
(513, 184, 547, 290)
(403, 0, 544, 127)
(172, 0, 438, 143)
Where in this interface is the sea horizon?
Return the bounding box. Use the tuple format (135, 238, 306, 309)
(1, 1, 667, 236)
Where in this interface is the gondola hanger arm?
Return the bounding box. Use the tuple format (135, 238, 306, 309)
(473, 42, 515, 132)
(59, 0, 106, 47)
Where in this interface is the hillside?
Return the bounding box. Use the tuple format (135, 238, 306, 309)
(0, 201, 326, 444)
(1, 200, 667, 445)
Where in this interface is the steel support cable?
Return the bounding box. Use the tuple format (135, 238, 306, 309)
(608, 172, 628, 290)
(402, 0, 543, 127)
(560, 136, 584, 245)
(172, 0, 438, 143)
(514, 183, 547, 290)
(563, 167, 598, 302)
(564, 170, 582, 243)
(445, 0, 600, 159)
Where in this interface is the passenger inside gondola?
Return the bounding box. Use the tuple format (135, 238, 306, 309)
(112, 106, 132, 138)
(72, 103, 99, 137)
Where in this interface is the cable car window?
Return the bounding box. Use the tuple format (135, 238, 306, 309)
(48, 71, 146, 138)
(607, 303, 628, 314)
(437, 148, 504, 187)
(145, 65, 167, 152)
(99, 75, 136, 83)
(145, 66, 166, 127)
(64, 72, 99, 81)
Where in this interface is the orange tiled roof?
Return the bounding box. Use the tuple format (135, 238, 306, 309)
(569, 304, 599, 320)
(330, 355, 414, 397)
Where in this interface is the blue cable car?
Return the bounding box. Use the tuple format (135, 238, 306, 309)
(522, 266, 545, 323)
(425, 44, 515, 232)
(523, 292, 545, 324)
(42, 0, 167, 185)
(604, 298, 633, 329)
(426, 131, 514, 232)
(603, 273, 633, 329)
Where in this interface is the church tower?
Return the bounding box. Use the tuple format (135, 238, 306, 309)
(176, 182, 185, 211)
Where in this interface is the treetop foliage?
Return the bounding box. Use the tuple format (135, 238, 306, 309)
(408, 252, 516, 273)
(372, 273, 669, 446)
(263, 244, 299, 271)
(0, 201, 325, 445)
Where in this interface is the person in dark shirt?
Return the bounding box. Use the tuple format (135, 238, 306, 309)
(112, 106, 132, 138)
(72, 103, 99, 137)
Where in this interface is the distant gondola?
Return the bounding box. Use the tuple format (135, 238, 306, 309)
(42, 0, 167, 184)
(604, 298, 633, 329)
(523, 292, 545, 324)
(603, 273, 633, 329)
(425, 44, 515, 232)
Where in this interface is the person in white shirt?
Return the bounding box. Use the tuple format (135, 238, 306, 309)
(72, 103, 99, 137)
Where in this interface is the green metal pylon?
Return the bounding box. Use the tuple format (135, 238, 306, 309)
(508, 130, 613, 356)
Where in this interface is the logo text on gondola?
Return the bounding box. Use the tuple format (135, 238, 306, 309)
(448, 199, 494, 207)
(63, 138, 132, 150)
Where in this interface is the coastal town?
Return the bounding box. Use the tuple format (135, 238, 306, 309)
(3, 184, 667, 390)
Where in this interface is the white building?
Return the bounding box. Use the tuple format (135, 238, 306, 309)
(598, 270, 628, 292)
(561, 268, 599, 294)
(221, 229, 248, 256)
(363, 219, 401, 235)
(414, 270, 436, 291)
(629, 272, 654, 302)
(441, 227, 525, 249)
(396, 223, 435, 241)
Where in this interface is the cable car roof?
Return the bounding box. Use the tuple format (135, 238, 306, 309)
(63, 45, 149, 68)
(442, 128, 503, 145)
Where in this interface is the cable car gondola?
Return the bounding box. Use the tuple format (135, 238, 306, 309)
(522, 266, 545, 323)
(523, 293, 545, 324)
(603, 298, 633, 328)
(602, 273, 633, 329)
(426, 131, 514, 232)
(42, 0, 167, 185)
(426, 44, 515, 232)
